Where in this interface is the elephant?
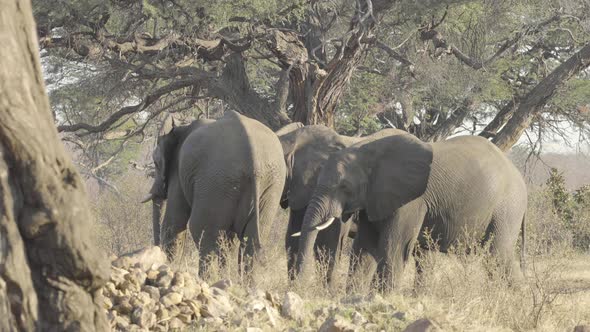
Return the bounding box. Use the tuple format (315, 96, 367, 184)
(142, 111, 286, 274)
(275, 124, 406, 284)
(295, 134, 527, 291)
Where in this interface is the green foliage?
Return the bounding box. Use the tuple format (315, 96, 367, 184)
(544, 168, 590, 251)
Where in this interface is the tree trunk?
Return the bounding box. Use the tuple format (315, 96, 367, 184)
(491, 42, 590, 151)
(0, 0, 109, 331)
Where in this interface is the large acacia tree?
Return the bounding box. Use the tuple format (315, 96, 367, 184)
(35, 0, 590, 178)
(0, 0, 108, 330)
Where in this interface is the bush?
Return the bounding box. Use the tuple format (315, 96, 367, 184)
(90, 171, 153, 256)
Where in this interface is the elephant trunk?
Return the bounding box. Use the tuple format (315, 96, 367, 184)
(151, 197, 165, 246)
(295, 190, 342, 277)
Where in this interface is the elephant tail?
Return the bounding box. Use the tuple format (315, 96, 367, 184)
(237, 180, 262, 250)
(520, 211, 526, 275)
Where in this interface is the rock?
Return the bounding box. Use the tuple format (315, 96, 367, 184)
(110, 267, 129, 285)
(131, 307, 157, 329)
(281, 291, 304, 320)
(247, 328, 263, 332)
(184, 299, 202, 316)
(574, 326, 590, 332)
(248, 299, 266, 312)
(182, 273, 201, 299)
(102, 296, 113, 310)
(212, 279, 232, 290)
(170, 271, 185, 287)
(319, 315, 356, 332)
(113, 297, 133, 315)
(352, 311, 366, 325)
(177, 312, 193, 324)
(114, 315, 130, 330)
(403, 318, 441, 332)
(155, 272, 173, 289)
(141, 285, 160, 300)
(127, 268, 147, 286)
(169, 317, 184, 329)
(161, 292, 183, 307)
(155, 307, 169, 321)
(130, 292, 153, 308)
(393, 311, 406, 320)
(146, 269, 159, 282)
(199, 288, 234, 318)
(112, 246, 167, 271)
(103, 282, 117, 296)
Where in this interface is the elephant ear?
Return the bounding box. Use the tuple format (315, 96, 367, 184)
(367, 135, 433, 221)
(152, 128, 180, 195)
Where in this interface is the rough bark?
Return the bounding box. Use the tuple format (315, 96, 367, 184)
(492, 42, 590, 151)
(0, 0, 109, 330)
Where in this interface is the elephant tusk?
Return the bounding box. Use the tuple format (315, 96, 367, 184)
(315, 217, 335, 231)
(140, 193, 154, 203)
(291, 232, 301, 237)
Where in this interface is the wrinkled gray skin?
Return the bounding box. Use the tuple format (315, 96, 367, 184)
(145, 111, 286, 274)
(276, 124, 406, 283)
(297, 134, 527, 291)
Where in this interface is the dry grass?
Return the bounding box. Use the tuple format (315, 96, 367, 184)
(89, 172, 590, 331)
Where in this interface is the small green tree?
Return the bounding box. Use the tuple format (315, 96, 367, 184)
(546, 167, 574, 223)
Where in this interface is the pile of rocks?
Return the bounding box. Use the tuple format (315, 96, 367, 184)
(100, 247, 299, 331)
(100, 246, 437, 331)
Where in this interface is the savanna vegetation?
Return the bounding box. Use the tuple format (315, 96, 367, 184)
(1, 0, 589, 331)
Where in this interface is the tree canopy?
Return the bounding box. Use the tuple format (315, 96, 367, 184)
(35, 0, 590, 180)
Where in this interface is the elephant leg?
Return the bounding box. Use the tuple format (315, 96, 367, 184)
(347, 211, 379, 293)
(160, 178, 190, 261)
(315, 218, 344, 286)
(487, 205, 526, 281)
(285, 208, 306, 281)
(242, 179, 284, 276)
(188, 193, 237, 278)
(376, 200, 427, 292)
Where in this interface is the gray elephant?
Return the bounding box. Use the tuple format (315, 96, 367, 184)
(276, 124, 406, 283)
(296, 134, 527, 291)
(142, 111, 286, 274)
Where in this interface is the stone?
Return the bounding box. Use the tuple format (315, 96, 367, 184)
(199, 289, 234, 318)
(169, 317, 184, 329)
(146, 269, 159, 282)
(112, 246, 167, 271)
(319, 315, 356, 332)
(574, 326, 590, 332)
(184, 299, 202, 316)
(131, 307, 157, 329)
(403, 318, 441, 332)
(110, 267, 129, 285)
(352, 311, 366, 325)
(247, 328, 263, 332)
(155, 272, 173, 289)
(127, 268, 147, 286)
(211, 279, 232, 290)
(130, 292, 153, 308)
(141, 285, 160, 300)
(393, 311, 406, 320)
(114, 315, 130, 330)
(161, 292, 183, 307)
(281, 291, 304, 320)
(102, 296, 113, 310)
(155, 307, 169, 321)
(177, 313, 193, 324)
(113, 297, 133, 315)
(170, 272, 184, 287)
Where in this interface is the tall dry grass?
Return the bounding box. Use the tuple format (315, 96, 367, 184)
(88, 171, 590, 331)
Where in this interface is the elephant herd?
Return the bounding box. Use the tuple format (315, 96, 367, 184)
(142, 111, 528, 291)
